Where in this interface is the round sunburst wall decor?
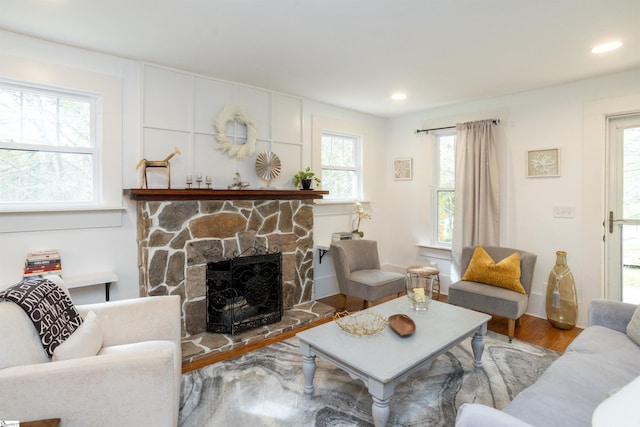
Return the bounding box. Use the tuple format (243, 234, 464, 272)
(214, 106, 257, 159)
(255, 151, 281, 188)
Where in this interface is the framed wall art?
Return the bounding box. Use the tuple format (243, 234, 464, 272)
(393, 158, 413, 180)
(527, 148, 560, 178)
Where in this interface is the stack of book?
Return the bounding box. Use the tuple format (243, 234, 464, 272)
(24, 249, 63, 277)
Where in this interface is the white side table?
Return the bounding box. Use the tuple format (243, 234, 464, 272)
(64, 272, 118, 301)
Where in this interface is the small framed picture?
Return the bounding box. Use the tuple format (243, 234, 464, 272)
(393, 158, 413, 180)
(527, 148, 560, 178)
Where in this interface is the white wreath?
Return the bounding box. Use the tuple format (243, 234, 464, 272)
(214, 106, 257, 159)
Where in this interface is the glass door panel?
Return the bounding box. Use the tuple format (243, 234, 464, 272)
(622, 224, 640, 304)
(607, 116, 640, 303)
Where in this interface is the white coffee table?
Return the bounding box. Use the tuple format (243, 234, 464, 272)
(296, 298, 491, 426)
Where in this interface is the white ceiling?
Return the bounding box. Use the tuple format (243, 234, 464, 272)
(1, 0, 639, 118)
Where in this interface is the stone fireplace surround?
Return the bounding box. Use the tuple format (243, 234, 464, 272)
(127, 189, 334, 366)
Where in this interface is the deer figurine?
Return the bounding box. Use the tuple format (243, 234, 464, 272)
(136, 147, 181, 189)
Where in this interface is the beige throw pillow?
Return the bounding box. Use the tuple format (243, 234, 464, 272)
(627, 305, 640, 346)
(52, 310, 103, 361)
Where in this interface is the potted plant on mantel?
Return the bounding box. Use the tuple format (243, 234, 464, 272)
(293, 167, 321, 190)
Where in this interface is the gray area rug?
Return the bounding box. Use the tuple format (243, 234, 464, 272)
(179, 331, 558, 426)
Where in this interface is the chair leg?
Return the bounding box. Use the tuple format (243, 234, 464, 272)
(508, 318, 516, 343)
(363, 300, 373, 309)
(338, 293, 347, 310)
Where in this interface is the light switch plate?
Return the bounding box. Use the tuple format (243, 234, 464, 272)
(553, 206, 576, 218)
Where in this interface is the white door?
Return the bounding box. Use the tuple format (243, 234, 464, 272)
(606, 114, 640, 304)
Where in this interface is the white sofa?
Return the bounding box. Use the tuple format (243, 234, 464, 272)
(0, 276, 182, 427)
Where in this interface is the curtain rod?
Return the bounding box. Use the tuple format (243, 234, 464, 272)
(415, 119, 500, 135)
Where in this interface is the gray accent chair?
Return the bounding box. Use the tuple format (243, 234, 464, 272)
(330, 239, 406, 310)
(448, 246, 537, 342)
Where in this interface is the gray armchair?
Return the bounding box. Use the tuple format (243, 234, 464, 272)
(448, 246, 537, 342)
(330, 239, 406, 310)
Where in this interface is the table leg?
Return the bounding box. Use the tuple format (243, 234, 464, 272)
(372, 396, 391, 427)
(302, 354, 317, 394)
(471, 330, 485, 368)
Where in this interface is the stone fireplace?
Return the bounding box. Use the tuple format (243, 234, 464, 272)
(128, 189, 329, 343)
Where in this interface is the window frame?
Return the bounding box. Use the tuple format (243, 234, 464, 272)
(0, 53, 123, 233)
(320, 129, 363, 202)
(0, 80, 101, 209)
(433, 130, 456, 247)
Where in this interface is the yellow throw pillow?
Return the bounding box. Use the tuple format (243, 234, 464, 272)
(462, 246, 526, 293)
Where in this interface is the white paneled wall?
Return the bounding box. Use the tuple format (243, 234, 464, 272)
(141, 64, 304, 190)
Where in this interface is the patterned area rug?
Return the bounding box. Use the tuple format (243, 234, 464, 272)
(179, 331, 558, 426)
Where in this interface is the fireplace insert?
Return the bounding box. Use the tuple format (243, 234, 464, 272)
(206, 248, 282, 334)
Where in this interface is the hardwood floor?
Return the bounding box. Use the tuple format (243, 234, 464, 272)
(317, 293, 583, 353)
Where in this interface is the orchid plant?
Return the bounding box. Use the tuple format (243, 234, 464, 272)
(352, 201, 372, 238)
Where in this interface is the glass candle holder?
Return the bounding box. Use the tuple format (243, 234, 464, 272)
(406, 273, 433, 311)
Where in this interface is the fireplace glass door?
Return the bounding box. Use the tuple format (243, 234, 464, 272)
(206, 252, 282, 334)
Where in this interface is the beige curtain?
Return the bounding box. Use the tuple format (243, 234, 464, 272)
(451, 119, 500, 280)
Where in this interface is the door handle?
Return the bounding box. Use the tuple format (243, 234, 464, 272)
(610, 211, 614, 233)
(609, 211, 624, 233)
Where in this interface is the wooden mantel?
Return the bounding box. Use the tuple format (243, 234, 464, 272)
(125, 188, 329, 201)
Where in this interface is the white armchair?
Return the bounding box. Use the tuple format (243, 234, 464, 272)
(0, 278, 181, 427)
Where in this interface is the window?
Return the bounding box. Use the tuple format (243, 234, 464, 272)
(321, 130, 362, 200)
(434, 131, 456, 245)
(0, 81, 98, 207)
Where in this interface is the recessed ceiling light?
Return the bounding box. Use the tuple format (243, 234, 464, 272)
(391, 93, 407, 101)
(591, 41, 623, 54)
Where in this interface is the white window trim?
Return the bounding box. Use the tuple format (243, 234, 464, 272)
(0, 54, 123, 230)
(0, 207, 125, 233)
(0, 80, 101, 208)
(320, 129, 363, 202)
(432, 130, 456, 248)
